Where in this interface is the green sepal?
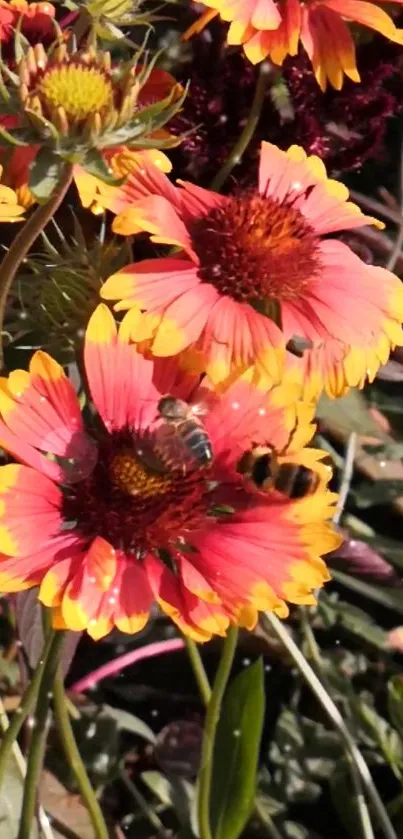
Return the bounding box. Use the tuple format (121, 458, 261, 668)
(29, 148, 65, 203)
(24, 109, 60, 143)
(102, 83, 188, 149)
(0, 125, 28, 147)
(81, 149, 125, 185)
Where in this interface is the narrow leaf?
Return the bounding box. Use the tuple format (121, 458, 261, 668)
(331, 569, 403, 616)
(330, 761, 365, 839)
(102, 704, 156, 743)
(209, 659, 265, 839)
(387, 676, 403, 736)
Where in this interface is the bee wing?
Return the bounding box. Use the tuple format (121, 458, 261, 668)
(189, 400, 209, 418)
(152, 422, 196, 471)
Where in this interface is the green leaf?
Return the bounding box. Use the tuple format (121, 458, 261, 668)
(141, 771, 173, 806)
(387, 677, 403, 736)
(209, 659, 265, 839)
(353, 480, 403, 508)
(141, 770, 195, 828)
(331, 569, 403, 616)
(317, 389, 387, 440)
(102, 704, 156, 743)
(49, 709, 119, 790)
(29, 149, 64, 202)
(269, 709, 341, 803)
(352, 696, 403, 778)
(317, 594, 388, 650)
(81, 149, 124, 185)
(283, 822, 324, 839)
(0, 753, 38, 838)
(330, 761, 366, 839)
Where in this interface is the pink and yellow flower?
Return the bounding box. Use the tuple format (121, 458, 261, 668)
(0, 305, 338, 640)
(184, 0, 403, 90)
(100, 142, 403, 397)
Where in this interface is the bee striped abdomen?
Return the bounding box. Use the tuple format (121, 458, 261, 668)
(275, 464, 319, 499)
(182, 420, 213, 464)
(251, 453, 274, 488)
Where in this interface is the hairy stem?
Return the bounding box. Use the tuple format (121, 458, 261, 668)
(0, 163, 73, 369)
(17, 631, 66, 839)
(197, 626, 239, 839)
(53, 665, 109, 839)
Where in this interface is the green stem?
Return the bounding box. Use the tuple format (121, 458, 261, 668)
(120, 769, 170, 838)
(185, 635, 280, 838)
(197, 626, 239, 839)
(262, 612, 397, 839)
(209, 64, 270, 192)
(183, 636, 212, 705)
(52, 665, 109, 839)
(0, 163, 74, 370)
(0, 697, 55, 839)
(0, 629, 56, 790)
(17, 631, 66, 839)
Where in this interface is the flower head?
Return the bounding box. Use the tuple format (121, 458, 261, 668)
(185, 0, 403, 90)
(65, 0, 156, 41)
(0, 304, 338, 640)
(100, 142, 403, 396)
(0, 39, 183, 199)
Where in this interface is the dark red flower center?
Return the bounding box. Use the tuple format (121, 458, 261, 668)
(189, 192, 321, 304)
(62, 429, 213, 557)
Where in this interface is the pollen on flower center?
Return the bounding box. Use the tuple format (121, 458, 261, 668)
(37, 62, 113, 122)
(189, 193, 321, 303)
(62, 430, 212, 555)
(110, 449, 173, 497)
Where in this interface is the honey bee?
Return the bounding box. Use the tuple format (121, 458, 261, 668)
(238, 446, 320, 499)
(151, 395, 213, 472)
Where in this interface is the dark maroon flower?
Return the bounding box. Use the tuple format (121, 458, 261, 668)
(170, 20, 403, 188)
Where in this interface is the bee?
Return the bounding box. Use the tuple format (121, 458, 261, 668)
(151, 395, 213, 473)
(238, 446, 320, 499)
